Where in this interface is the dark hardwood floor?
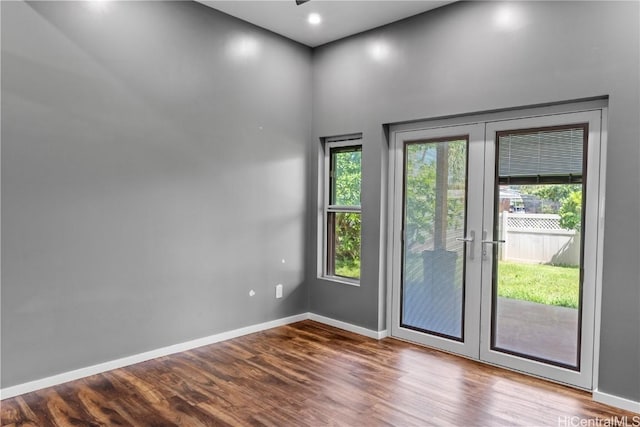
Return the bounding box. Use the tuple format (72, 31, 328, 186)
(2, 320, 637, 426)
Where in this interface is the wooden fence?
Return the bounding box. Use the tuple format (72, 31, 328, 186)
(498, 212, 580, 266)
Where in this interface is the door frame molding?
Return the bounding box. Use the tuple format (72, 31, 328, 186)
(386, 99, 608, 390)
(480, 109, 602, 389)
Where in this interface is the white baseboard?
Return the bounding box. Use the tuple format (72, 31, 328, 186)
(593, 389, 640, 414)
(308, 313, 388, 339)
(0, 313, 308, 400)
(5, 312, 637, 417)
(6, 312, 637, 416)
(0, 312, 386, 400)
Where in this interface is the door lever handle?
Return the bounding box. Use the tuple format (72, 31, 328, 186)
(481, 240, 505, 244)
(481, 238, 505, 259)
(456, 231, 475, 260)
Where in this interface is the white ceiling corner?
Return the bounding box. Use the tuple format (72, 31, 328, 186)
(197, 1, 455, 47)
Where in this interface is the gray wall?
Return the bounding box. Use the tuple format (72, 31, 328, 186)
(1, 1, 311, 387)
(309, 1, 640, 401)
(2, 0, 638, 405)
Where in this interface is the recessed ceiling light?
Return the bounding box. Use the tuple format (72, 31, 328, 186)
(308, 13, 322, 25)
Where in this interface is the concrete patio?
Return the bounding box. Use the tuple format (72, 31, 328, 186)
(495, 297, 579, 367)
(402, 287, 580, 367)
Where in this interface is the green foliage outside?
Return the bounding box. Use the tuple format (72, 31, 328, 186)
(335, 259, 361, 279)
(332, 150, 361, 278)
(497, 261, 579, 308)
(559, 191, 582, 231)
(332, 141, 467, 279)
(405, 141, 466, 248)
(333, 150, 361, 207)
(334, 212, 361, 278)
(519, 184, 580, 214)
(530, 184, 578, 202)
(518, 184, 583, 231)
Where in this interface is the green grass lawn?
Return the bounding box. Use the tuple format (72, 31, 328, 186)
(498, 261, 579, 308)
(335, 259, 360, 280)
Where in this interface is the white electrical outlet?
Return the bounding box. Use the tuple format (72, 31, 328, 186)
(275, 284, 283, 299)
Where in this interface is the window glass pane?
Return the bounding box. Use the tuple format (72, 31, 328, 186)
(331, 148, 361, 206)
(328, 212, 361, 280)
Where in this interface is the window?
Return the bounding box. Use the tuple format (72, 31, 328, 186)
(323, 137, 362, 283)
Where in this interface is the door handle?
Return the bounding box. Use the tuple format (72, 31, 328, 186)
(456, 231, 475, 260)
(481, 229, 505, 258)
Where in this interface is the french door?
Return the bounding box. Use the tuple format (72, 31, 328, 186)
(389, 109, 603, 389)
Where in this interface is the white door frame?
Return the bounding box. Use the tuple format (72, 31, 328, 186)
(388, 123, 485, 359)
(480, 109, 603, 390)
(387, 101, 607, 390)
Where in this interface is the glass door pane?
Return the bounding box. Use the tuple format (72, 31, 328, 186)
(491, 126, 586, 369)
(401, 138, 468, 339)
(391, 123, 483, 360)
(494, 182, 583, 368)
(481, 110, 602, 390)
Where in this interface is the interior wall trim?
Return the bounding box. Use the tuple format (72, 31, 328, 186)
(593, 390, 640, 414)
(308, 313, 388, 339)
(0, 313, 308, 400)
(4, 313, 634, 416)
(0, 312, 389, 400)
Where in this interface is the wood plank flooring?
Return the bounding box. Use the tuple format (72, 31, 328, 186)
(2, 320, 637, 426)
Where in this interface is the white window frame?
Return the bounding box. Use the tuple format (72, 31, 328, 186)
(320, 135, 362, 286)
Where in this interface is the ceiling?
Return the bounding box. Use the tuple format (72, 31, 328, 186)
(197, 1, 455, 48)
